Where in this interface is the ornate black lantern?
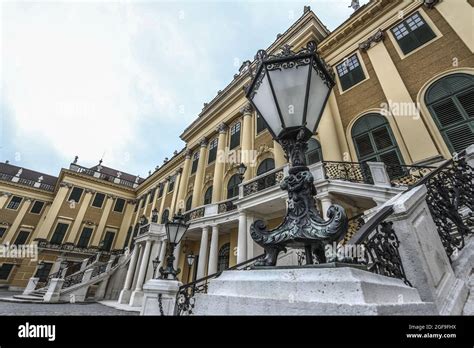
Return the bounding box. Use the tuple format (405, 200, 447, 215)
(151, 208, 159, 223)
(159, 211, 190, 280)
(245, 41, 348, 266)
(139, 215, 147, 226)
(186, 252, 196, 267)
(237, 163, 247, 181)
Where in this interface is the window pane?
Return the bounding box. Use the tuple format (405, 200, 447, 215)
(372, 127, 394, 151)
(77, 227, 93, 248)
(7, 196, 22, 210)
(92, 193, 105, 208)
(30, 201, 45, 214)
(0, 264, 14, 280)
(113, 198, 125, 213)
(13, 230, 30, 245)
(355, 134, 374, 157)
(432, 99, 465, 128)
(102, 231, 115, 252)
(0, 227, 6, 238)
(68, 187, 83, 203)
(457, 89, 474, 118)
(51, 223, 68, 245)
(392, 12, 436, 55)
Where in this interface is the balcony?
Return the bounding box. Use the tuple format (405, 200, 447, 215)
(69, 163, 138, 189)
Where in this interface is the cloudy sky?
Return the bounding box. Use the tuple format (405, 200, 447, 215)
(0, 0, 368, 178)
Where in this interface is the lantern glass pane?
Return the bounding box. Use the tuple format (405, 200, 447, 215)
(268, 64, 309, 129)
(306, 66, 331, 133)
(251, 72, 283, 137)
(166, 223, 179, 243)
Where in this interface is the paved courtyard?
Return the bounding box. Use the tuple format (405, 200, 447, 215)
(0, 290, 138, 316)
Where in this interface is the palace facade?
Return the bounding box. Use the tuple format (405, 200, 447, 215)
(0, 0, 473, 307)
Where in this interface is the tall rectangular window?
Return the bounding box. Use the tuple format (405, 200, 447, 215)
(208, 138, 218, 163)
(230, 122, 241, 149)
(6, 196, 22, 210)
(336, 54, 366, 91)
(0, 227, 6, 239)
(113, 198, 125, 213)
(191, 152, 199, 174)
(0, 264, 14, 280)
(68, 187, 83, 203)
(256, 114, 268, 134)
(102, 231, 115, 252)
(30, 201, 45, 214)
(158, 183, 165, 198)
(391, 12, 436, 55)
(35, 262, 53, 282)
(77, 227, 93, 248)
(92, 193, 105, 208)
(13, 230, 30, 245)
(168, 175, 175, 192)
(50, 223, 69, 245)
(149, 188, 156, 204)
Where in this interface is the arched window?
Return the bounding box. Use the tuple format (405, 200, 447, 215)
(425, 73, 474, 154)
(351, 113, 403, 166)
(185, 196, 192, 212)
(305, 138, 323, 165)
(161, 209, 169, 224)
(217, 243, 230, 272)
(204, 186, 213, 205)
(257, 158, 275, 176)
(227, 174, 241, 199)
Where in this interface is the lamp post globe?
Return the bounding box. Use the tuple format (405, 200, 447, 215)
(159, 210, 190, 280)
(245, 41, 348, 267)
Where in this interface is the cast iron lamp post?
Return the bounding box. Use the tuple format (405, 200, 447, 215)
(237, 163, 247, 182)
(186, 252, 196, 283)
(151, 208, 159, 223)
(159, 211, 190, 280)
(245, 41, 348, 266)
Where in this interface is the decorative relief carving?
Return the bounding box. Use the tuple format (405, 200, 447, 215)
(239, 103, 254, 116)
(217, 122, 228, 134)
(359, 29, 385, 51)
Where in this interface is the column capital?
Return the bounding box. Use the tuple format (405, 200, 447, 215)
(85, 188, 95, 194)
(423, 0, 439, 9)
(59, 182, 73, 188)
(359, 29, 385, 52)
(239, 103, 254, 116)
(1, 192, 12, 197)
(216, 123, 228, 134)
(176, 167, 183, 175)
(184, 148, 193, 159)
(199, 137, 208, 147)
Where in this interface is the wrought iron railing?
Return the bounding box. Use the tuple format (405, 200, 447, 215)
(342, 213, 366, 244)
(348, 205, 412, 286)
(386, 163, 437, 187)
(242, 167, 285, 197)
(217, 198, 237, 213)
(183, 206, 205, 222)
(322, 161, 373, 184)
(414, 153, 473, 261)
(175, 254, 265, 315)
(62, 271, 85, 289)
(37, 240, 102, 255)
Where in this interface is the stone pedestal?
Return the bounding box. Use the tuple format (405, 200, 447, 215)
(43, 279, 65, 303)
(193, 266, 437, 315)
(23, 277, 39, 295)
(141, 278, 182, 316)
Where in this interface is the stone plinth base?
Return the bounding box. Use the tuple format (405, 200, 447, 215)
(141, 279, 182, 316)
(193, 267, 437, 315)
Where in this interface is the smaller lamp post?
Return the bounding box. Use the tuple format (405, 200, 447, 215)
(237, 163, 247, 182)
(159, 211, 190, 280)
(186, 252, 196, 283)
(139, 215, 147, 226)
(152, 256, 160, 278)
(151, 208, 159, 223)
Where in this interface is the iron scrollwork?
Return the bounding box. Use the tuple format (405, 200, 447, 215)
(250, 128, 348, 266)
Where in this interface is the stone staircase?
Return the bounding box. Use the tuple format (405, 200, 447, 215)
(0, 251, 132, 303)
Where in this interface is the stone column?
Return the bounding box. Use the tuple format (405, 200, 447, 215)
(64, 190, 94, 244)
(273, 141, 287, 168)
(319, 196, 332, 219)
(135, 240, 152, 291)
(237, 211, 247, 263)
(196, 226, 209, 279)
(172, 241, 181, 270)
(118, 247, 140, 304)
(131, 245, 143, 290)
(158, 239, 167, 271)
(169, 169, 182, 217)
(0, 192, 11, 209)
(36, 183, 71, 240)
(318, 103, 342, 161)
(191, 138, 208, 208)
(436, 0, 473, 52)
(208, 225, 219, 275)
(115, 201, 135, 250)
(365, 39, 438, 163)
(158, 180, 169, 221)
(90, 195, 114, 247)
(31, 202, 51, 240)
(176, 150, 192, 212)
(212, 123, 228, 202)
(246, 214, 256, 259)
(240, 103, 254, 181)
(328, 91, 350, 160)
(3, 198, 32, 242)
